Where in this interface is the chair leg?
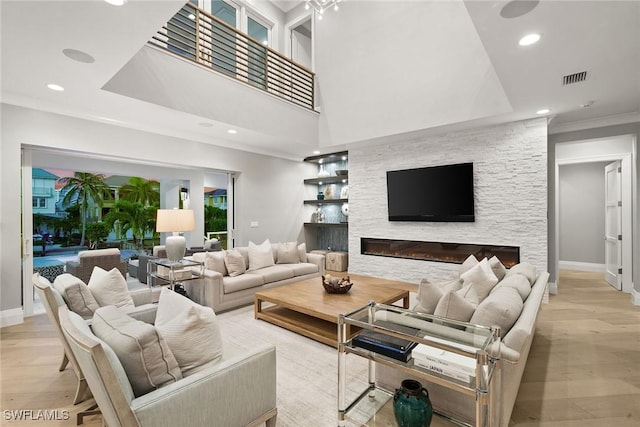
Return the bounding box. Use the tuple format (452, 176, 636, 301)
(265, 414, 277, 427)
(73, 378, 92, 405)
(76, 402, 100, 426)
(59, 352, 69, 372)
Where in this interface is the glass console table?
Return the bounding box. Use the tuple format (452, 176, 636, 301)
(338, 302, 501, 427)
(147, 258, 204, 291)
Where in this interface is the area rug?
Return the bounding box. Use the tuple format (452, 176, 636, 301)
(216, 304, 370, 426)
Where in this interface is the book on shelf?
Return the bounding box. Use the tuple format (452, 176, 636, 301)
(412, 343, 476, 376)
(351, 321, 420, 363)
(413, 357, 474, 384)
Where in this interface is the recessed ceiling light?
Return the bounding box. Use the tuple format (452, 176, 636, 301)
(313, 150, 320, 155)
(262, 40, 268, 46)
(536, 108, 550, 115)
(62, 48, 95, 64)
(519, 33, 541, 46)
(104, 0, 126, 6)
(47, 83, 64, 91)
(227, 129, 237, 134)
(188, 14, 196, 20)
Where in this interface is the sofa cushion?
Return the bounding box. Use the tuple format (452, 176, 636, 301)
(290, 262, 319, 276)
(91, 306, 182, 397)
(470, 287, 523, 337)
(236, 246, 250, 268)
(88, 267, 135, 310)
(488, 256, 507, 281)
(456, 258, 499, 305)
(458, 254, 479, 277)
(248, 265, 294, 283)
(492, 274, 531, 301)
(53, 273, 100, 319)
(204, 251, 227, 276)
(224, 249, 246, 277)
(433, 291, 476, 322)
(505, 262, 537, 285)
(248, 239, 275, 271)
(155, 288, 223, 377)
(297, 242, 308, 262)
(277, 241, 300, 264)
(222, 274, 265, 294)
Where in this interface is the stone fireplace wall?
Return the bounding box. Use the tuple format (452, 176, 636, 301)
(348, 118, 548, 283)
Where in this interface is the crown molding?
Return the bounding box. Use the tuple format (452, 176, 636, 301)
(549, 112, 640, 135)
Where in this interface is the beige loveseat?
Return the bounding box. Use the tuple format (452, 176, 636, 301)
(376, 263, 549, 427)
(184, 243, 325, 312)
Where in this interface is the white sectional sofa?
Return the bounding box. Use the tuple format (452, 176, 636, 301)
(183, 242, 325, 313)
(376, 260, 549, 427)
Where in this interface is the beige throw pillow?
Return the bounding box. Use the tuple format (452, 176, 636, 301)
(433, 291, 476, 323)
(204, 251, 227, 276)
(224, 249, 246, 277)
(470, 287, 523, 337)
(91, 306, 182, 397)
(88, 267, 135, 310)
(277, 241, 300, 264)
(456, 258, 499, 305)
(492, 274, 531, 300)
(488, 256, 507, 281)
(414, 278, 462, 314)
(297, 242, 307, 262)
(155, 288, 223, 376)
(505, 262, 538, 285)
(53, 273, 100, 319)
(458, 254, 479, 277)
(248, 239, 275, 271)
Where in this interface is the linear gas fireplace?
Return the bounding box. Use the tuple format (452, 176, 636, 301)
(361, 238, 519, 267)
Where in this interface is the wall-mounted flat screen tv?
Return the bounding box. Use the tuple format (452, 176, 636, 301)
(386, 162, 475, 222)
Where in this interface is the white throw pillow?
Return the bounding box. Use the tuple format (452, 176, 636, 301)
(155, 288, 223, 376)
(505, 262, 538, 285)
(492, 274, 531, 301)
(248, 239, 275, 271)
(91, 306, 182, 397)
(224, 249, 246, 277)
(414, 278, 462, 314)
(456, 258, 499, 305)
(204, 251, 227, 276)
(277, 241, 300, 264)
(53, 273, 100, 319)
(433, 291, 476, 323)
(470, 287, 523, 337)
(458, 254, 479, 277)
(297, 242, 307, 262)
(88, 267, 135, 310)
(488, 256, 507, 281)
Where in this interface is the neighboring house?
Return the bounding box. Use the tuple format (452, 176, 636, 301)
(32, 168, 58, 216)
(205, 188, 227, 210)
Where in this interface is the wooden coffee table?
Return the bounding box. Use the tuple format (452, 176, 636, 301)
(254, 274, 416, 347)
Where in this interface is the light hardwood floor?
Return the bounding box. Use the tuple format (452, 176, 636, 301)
(1, 270, 638, 426)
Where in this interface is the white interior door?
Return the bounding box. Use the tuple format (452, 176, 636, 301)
(604, 160, 622, 290)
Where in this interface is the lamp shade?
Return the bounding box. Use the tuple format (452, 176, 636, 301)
(156, 209, 195, 233)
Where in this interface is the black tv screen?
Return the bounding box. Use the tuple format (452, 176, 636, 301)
(386, 163, 474, 222)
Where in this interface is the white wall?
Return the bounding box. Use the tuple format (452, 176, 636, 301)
(348, 118, 548, 283)
(559, 162, 609, 264)
(0, 104, 315, 318)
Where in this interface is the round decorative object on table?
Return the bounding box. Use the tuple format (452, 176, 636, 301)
(322, 275, 353, 294)
(393, 379, 433, 427)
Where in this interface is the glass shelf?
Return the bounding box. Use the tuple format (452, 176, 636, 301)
(304, 198, 348, 205)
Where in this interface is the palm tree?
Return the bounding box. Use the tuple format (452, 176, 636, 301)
(58, 172, 112, 247)
(104, 200, 157, 250)
(118, 177, 160, 206)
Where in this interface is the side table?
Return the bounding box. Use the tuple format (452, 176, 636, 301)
(147, 258, 204, 292)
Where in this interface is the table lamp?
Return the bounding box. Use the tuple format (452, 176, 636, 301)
(156, 209, 195, 262)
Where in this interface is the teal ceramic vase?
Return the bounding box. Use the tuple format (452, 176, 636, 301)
(393, 379, 433, 427)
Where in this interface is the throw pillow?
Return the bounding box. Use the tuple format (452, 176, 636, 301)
(456, 258, 499, 305)
(155, 288, 223, 376)
(53, 273, 100, 319)
(492, 274, 531, 301)
(248, 239, 275, 271)
(91, 306, 182, 397)
(414, 279, 444, 314)
(433, 291, 476, 323)
(505, 262, 538, 285)
(204, 251, 227, 276)
(488, 256, 507, 281)
(297, 242, 307, 263)
(224, 249, 246, 277)
(470, 287, 523, 337)
(458, 254, 479, 277)
(277, 241, 300, 264)
(88, 267, 135, 310)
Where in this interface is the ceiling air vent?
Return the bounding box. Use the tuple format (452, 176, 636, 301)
(562, 71, 588, 85)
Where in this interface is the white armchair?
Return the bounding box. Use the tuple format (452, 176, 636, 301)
(58, 305, 278, 427)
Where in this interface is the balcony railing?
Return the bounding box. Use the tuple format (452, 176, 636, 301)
(150, 3, 315, 110)
(32, 187, 54, 197)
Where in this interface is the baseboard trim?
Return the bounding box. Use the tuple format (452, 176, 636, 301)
(1, 307, 24, 328)
(631, 287, 640, 306)
(559, 261, 605, 272)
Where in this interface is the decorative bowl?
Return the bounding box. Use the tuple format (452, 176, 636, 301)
(335, 169, 348, 176)
(322, 275, 353, 294)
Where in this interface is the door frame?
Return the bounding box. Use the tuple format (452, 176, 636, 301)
(554, 135, 636, 294)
